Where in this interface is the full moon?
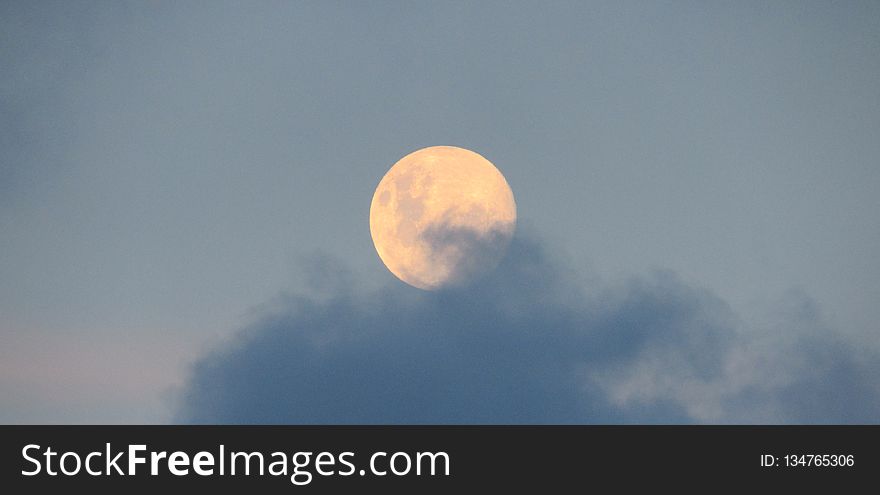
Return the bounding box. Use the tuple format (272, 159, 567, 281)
(370, 146, 517, 290)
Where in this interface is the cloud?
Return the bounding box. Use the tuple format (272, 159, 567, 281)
(176, 231, 880, 424)
(416, 222, 514, 288)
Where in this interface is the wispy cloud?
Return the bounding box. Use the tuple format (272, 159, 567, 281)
(177, 232, 880, 424)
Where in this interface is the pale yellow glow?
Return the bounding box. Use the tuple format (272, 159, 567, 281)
(369, 146, 517, 290)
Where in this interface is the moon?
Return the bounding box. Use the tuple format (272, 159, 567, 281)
(370, 146, 517, 290)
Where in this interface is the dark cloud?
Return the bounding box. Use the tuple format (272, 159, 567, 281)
(418, 222, 514, 288)
(177, 232, 880, 424)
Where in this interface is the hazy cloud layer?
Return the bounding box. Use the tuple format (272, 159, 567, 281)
(178, 233, 880, 424)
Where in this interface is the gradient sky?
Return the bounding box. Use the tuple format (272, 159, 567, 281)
(2, 1, 879, 423)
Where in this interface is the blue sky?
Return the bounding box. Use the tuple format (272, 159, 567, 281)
(2, 1, 879, 423)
